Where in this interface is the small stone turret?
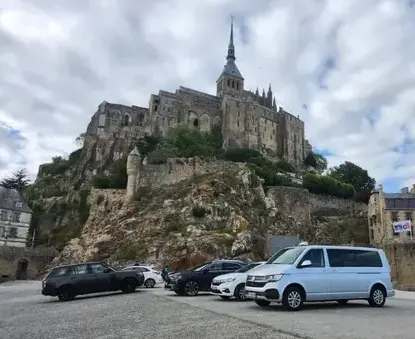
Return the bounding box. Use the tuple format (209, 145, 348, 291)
(126, 146, 141, 201)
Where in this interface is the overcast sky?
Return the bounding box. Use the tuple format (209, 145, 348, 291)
(1, 0, 414, 192)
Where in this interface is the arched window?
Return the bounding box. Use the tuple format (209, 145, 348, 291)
(193, 119, 199, 128)
(236, 82, 239, 90)
(227, 79, 230, 87)
(123, 114, 130, 126)
(232, 80, 235, 88)
(138, 114, 144, 126)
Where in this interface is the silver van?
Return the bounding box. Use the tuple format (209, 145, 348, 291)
(245, 245, 395, 311)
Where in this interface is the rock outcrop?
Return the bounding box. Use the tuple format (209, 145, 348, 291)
(53, 166, 368, 270)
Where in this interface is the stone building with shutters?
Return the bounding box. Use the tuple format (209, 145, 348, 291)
(368, 184, 415, 244)
(84, 20, 312, 168)
(0, 188, 32, 247)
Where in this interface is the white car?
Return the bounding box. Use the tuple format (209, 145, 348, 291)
(122, 265, 164, 288)
(210, 261, 266, 301)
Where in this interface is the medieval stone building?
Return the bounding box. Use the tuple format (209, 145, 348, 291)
(368, 184, 415, 244)
(85, 20, 312, 167)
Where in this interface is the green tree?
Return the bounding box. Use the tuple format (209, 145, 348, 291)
(0, 169, 30, 192)
(136, 135, 161, 159)
(108, 156, 128, 188)
(328, 161, 375, 203)
(165, 124, 221, 158)
(304, 152, 327, 174)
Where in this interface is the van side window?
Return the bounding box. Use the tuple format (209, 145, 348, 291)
(299, 249, 325, 267)
(327, 249, 383, 268)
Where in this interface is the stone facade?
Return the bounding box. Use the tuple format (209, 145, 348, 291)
(0, 246, 57, 280)
(136, 157, 245, 189)
(0, 188, 32, 248)
(368, 184, 415, 244)
(85, 20, 311, 168)
(378, 243, 415, 289)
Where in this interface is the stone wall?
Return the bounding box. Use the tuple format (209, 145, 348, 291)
(380, 243, 415, 289)
(0, 246, 57, 281)
(137, 158, 245, 188)
(267, 186, 367, 217)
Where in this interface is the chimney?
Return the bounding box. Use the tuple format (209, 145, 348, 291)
(411, 184, 415, 194)
(401, 187, 409, 194)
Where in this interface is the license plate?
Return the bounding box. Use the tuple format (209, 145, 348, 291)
(246, 292, 256, 298)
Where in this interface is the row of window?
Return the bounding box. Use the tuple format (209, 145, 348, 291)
(227, 79, 240, 90)
(0, 210, 21, 222)
(385, 199, 415, 209)
(49, 263, 110, 277)
(391, 211, 413, 222)
(301, 249, 383, 268)
(0, 227, 18, 239)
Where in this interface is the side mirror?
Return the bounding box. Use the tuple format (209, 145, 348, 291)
(299, 260, 312, 268)
(103, 268, 112, 273)
(202, 268, 209, 274)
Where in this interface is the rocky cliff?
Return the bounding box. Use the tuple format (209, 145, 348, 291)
(53, 165, 368, 270)
(25, 134, 135, 250)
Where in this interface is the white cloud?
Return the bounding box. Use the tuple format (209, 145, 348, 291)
(0, 0, 414, 191)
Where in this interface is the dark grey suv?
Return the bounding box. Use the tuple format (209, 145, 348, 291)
(41, 262, 145, 301)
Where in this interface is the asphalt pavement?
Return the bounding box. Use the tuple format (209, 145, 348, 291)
(153, 288, 415, 339)
(0, 281, 297, 339)
(1, 281, 415, 339)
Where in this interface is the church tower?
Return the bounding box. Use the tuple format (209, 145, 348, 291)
(216, 18, 244, 97)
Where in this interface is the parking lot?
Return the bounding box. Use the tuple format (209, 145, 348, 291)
(1, 281, 415, 339)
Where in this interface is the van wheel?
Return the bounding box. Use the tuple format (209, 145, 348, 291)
(337, 300, 349, 305)
(255, 300, 271, 307)
(368, 285, 386, 307)
(57, 286, 76, 301)
(282, 286, 304, 311)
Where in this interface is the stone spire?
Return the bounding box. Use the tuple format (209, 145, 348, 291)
(273, 97, 277, 110)
(227, 16, 235, 61)
(267, 84, 273, 108)
(255, 87, 259, 96)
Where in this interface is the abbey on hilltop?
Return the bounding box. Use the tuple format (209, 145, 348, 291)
(86, 19, 312, 167)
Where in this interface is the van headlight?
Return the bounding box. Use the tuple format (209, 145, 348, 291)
(265, 274, 283, 282)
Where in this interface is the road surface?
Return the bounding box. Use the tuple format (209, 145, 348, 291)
(1, 281, 415, 339)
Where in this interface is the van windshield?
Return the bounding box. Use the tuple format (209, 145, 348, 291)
(266, 247, 290, 264)
(268, 247, 306, 265)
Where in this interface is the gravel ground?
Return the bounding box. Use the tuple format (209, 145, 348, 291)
(0, 281, 299, 339)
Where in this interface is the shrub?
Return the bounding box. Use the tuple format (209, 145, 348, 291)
(275, 160, 294, 173)
(91, 156, 128, 189)
(222, 148, 263, 163)
(39, 149, 82, 177)
(92, 174, 110, 189)
(108, 156, 128, 189)
(165, 124, 223, 158)
(303, 172, 355, 199)
(147, 141, 179, 164)
(78, 189, 91, 225)
(192, 206, 207, 218)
